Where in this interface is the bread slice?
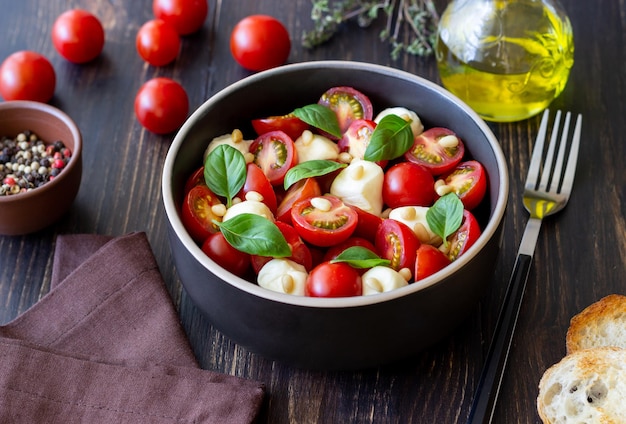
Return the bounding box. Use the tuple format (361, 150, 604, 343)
(566, 294, 626, 354)
(537, 347, 626, 423)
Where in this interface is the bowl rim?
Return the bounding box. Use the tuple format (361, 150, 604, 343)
(163, 60, 509, 308)
(0, 100, 82, 204)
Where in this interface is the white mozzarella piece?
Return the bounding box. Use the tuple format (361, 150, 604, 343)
(374, 107, 424, 137)
(388, 206, 442, 246)
(294, 130, 339, 162)
(257, 258, 308, 296)
(362, 266, 409, 295)
(329, 159, 384, 216)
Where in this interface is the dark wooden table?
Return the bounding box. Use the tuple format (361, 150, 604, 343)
(1, 0, 624, 422)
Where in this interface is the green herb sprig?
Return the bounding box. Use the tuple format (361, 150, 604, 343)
(302, 0, 440, 60)
(426, 193, 464, 249)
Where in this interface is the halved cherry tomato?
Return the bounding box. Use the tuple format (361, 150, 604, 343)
(318, 86, 373, 136)
(249, 130, 298, 186)
(382, 161, 435, 208)
(337, 119, 387, 167)
(405, 127, 465, 176)
(250, 221, 312, 273)
(447, 210, 481, 261)
(276, 177, 321, 223)
(437, 160, 487, 210)
(184, 166, 206, 194)
(291, 195, 358, 247)
(322, 236, 377, 262)
(251, 114, 309, 140)
(238, 163, 277, 214)
(181, 185, 222, 243)
(414, 244, 451, 281)
(305, 261, 362, 297)
(375, 219, 421, 271)
(350, 205, 383, 243)
(201, 232, 250, 277)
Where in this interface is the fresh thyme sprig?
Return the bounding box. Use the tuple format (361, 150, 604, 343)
(302, 0, 440, 59)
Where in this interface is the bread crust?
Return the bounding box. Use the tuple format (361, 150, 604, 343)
(566, 294, 626, 354)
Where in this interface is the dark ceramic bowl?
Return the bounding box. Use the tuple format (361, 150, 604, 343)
(0, 101, 82, 236)
(162, 61, 509, 370)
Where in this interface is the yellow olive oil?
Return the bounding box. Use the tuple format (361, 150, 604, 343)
(436, 0, 574, 122)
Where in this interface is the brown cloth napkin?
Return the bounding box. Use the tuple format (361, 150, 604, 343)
(0, 232, 265, 423)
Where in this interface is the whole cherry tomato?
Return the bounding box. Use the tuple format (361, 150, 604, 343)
(291, 195, 358, 247)
(249, 130, 298, 186)
(0, 51, 55, 102)
(349, 205, 383, 243)
(230, 15, 291, 71)
(184, 166, 206, 194)
(52, 9, 105, 63)
(383, 161, 435, 208)
(405, 127, 465, 176)
(318, 86, 373, 136)
(181, 185, 222, 243)
(153, 0, 208, 35)
(447, 209, 481, 261)
(238, 163, 278, 214)
(305, 261, 362, 298)
(202, 232, 250, 277)
(136, 19, 180, 66)
(414, 244, 451, 281)
(134, 77, 188, 134)
(437, 160, 487, 210)
(375, 218, 421, 271)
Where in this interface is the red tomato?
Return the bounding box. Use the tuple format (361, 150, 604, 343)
(414, 244, 451, 281)
(405, 127, 465, 176)
(447, 209, 481, 261)
(0, 51, 55, 102)
(318, 86, 373, 135)
(350, 205, 383, 243)
(338, 119, 386, 167)
(181, 185, 222, 243)
(136, 19, 180, 66)
(305, 261, 362, 298)
(134, 77, 188, 134)
(438, 160, 487, 210)
(249, 130, 298, 186)
(201, 232, 250, 277)
(382, 162, 435, 208)
(291, 195, 358, 247)
(276, 177, 321, 223)
(230, 15, 291, 71)
(153, 0, 208, 35)
(238, 163, 278, 214)
(51, 9, 105, 64)
(375, 219, 421, 271)
(251, 114, 309, 140)
(184, 166, 206, 194)
(322, 237, 377, 262)
(250, 221, 313, 273)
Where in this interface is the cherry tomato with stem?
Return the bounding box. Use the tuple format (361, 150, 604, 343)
(291, 195, 358, 247)
(0, 51, 55, 102)
(414, 244, 451, 281)
(318, 86, 373, 136)
(153, 0, 208, 35)
(446, 209, 481, 261)
(251, 114, 309, 140)
(375, 218, 421, 271)
(249, 130, 298, 186)
(383, 161, 435, 208)
(181, 185, 222, 243)
(136, 19, 180, 66)
(134, 77, 188, 134)
(230, 15, 291, 71)
(52, 9, 105, 63)
(250, 221, 313, 273)
(305, 261, 362, 298)
(202, 231, 250, 277)
(437, 160, 487, 210)
(405, 127, 465, 176)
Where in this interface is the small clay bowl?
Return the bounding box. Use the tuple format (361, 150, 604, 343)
(0, 101, 82, 236)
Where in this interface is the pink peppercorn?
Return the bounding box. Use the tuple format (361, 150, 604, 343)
(52, 159, 65, 169)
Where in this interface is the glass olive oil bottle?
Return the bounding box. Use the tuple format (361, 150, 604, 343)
(436, 0, 574, 122)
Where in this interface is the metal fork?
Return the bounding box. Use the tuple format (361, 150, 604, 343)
(467, 109, 583, 423)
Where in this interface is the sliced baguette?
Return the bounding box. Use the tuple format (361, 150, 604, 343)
(566, 294, 626, 354)
(537, 347, 626, 423)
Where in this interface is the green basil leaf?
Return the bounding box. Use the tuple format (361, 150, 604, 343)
(293, 104, 342, 139)
(426, 193, 464, 247)
(283, 160, 346, 190)
(204, 144, 246, 208)
(215, 214, 291, 257)
(330, 246, 391, 269)
(364, 114, 414, 162)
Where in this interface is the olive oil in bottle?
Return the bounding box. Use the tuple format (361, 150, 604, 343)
(435, 0, 574, 122)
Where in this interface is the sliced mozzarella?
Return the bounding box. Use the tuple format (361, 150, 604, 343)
(374, 107, 424, 138)
(222, 199, 275, 222)
(388, 206, 442, 246)
(203, 129, 253, 162)
(362, 266, 409, 295)
(294, 130, 339, 162)
(257, 258, 308, 296)
(329, 159, 384, 216)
